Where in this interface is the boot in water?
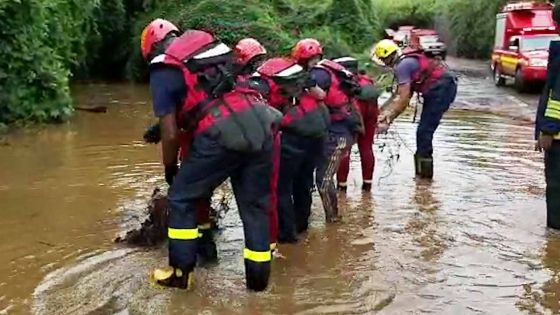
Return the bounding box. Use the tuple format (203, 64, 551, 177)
(415, 155, 434, 179)
(151, 266, 194, 289)
(198, 228, 218, 265)
(337, 182, 347, 192)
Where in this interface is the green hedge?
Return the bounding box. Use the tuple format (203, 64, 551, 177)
(0, 0, 90, 125)
(126, 0, 380, 80)
(0, 0, 546, 126)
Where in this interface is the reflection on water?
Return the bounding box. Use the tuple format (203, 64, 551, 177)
(0, 82, 558, 314)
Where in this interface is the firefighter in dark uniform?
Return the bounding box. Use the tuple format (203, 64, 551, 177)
(536, 4, 560, 230)
(141, 20, 277, 291)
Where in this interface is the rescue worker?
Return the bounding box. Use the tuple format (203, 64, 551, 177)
(292, 39, 363, 223)
(535, 3, 560, 230)
(233, 38, 267, 81)
(333, 57, 380, 192)
(233, 38, 280, 251)
(372, 39, 457, 179)
(141, 20, 277, 291)
(252, 57, 329, 241)
(140, 20, 217, 264)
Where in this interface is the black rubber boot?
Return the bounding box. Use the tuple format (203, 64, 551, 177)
(362, 182, 372, 191)
(296, 222, 309, 234)
(151, 265, 195, 289)
(414, 154, 421, 177)
(197, 229, 218, 265)
(245, 261, 270, 292)
(416, 155, 434, 179)
(337, 183, 347, 192)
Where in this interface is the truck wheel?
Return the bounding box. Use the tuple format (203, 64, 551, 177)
(514, 68, 527, 93)
(493, 66, 505, 87)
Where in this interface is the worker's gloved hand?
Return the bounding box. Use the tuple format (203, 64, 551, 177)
(164, 164, 178, 186)
(143, 123, 161, 144)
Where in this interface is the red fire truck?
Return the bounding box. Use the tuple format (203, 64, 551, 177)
(491, 1, 559, 92)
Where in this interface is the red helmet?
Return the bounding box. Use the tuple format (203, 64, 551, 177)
(140, 19, 179, 59)
(234, 38, 267, 66)
(257, 57, 305, 85)
(291, 38, 323, 62)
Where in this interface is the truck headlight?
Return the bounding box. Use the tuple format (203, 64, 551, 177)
(529, 59, 547, 67)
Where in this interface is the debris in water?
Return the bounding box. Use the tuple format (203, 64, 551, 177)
(114, 188, 168, 247)
(114, 184, 234, 247)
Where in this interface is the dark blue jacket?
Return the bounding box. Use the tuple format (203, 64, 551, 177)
(536, 40, 560, 139)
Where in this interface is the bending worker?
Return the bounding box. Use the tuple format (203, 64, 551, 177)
(292, 39, 363, 222)
(372, 39, 457, 179)
(334, 57, 380, 192)
(233, 38, 280, 252)
(251, 57, 329, 242)
(140, 20, 217, 264)
(536, 3, 560, 230)
(141, 20, 277, 291)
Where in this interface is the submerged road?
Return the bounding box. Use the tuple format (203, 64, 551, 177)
(0, 66, 555, 314)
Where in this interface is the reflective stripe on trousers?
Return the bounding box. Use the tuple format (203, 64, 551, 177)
(167, 133, 273, 271)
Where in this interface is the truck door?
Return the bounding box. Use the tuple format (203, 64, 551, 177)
(501, 37, 520, 75)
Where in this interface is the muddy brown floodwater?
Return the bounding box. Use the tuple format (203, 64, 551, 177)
(0, 78, 559, 315)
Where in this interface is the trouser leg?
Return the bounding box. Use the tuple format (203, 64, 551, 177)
(277, 133, 305, 243)
(269, 132, 281, 249)
(416, 78, 457, 178)
(166, 134, 234, 283)
(294, 136, 324, 233)
(357, 117, 376, 190)
(230, 137, 273, 291)
(336, 150, 351, 190)
(316, 133, 353, 222)
(546, 141, 560, 229)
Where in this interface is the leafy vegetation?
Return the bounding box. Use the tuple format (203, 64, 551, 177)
(0, 0, 546, 126)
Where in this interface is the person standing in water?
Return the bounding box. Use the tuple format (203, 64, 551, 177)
(536, 4, 560, 230)
(372, 39, 457, 179)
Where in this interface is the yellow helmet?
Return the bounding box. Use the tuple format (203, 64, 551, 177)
(373, 39, 399, 59)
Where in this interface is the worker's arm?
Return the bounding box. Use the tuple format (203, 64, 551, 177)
(379, 83, 412, 123)
(377, 57, 418, 132)
(160, 113, 180, 183)
(149, 65, 186, 185)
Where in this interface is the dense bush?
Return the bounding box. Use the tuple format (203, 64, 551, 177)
(0, 0, 551, 126)
(126, 0, 380, 80)
(0, 0, 92, 125)
(436, 0, 509, 58)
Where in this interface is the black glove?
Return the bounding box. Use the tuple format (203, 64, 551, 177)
(143, 123, 161, 144)
(164, 164, 178, 186)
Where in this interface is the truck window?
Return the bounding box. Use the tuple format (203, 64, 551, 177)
(495, 15, 506, 48)
(419, 35, 439, 44)
(521, 35, 560, 51)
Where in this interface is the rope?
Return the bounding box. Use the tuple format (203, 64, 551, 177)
(375, 123, 415, 185)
